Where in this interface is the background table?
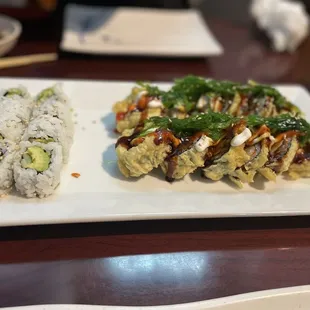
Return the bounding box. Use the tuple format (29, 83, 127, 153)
(1, 9, 310, 308)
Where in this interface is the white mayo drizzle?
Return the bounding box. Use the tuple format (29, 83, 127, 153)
(231, 128, 252, 147)
(194, 135, 213, 152)
(197, 96, 207, 109)
(148, 99, 163, 108)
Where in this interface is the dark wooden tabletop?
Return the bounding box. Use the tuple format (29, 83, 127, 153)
(1, 8, 310, 308)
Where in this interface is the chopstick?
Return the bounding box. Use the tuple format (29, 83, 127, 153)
(0, 53, 58, 69)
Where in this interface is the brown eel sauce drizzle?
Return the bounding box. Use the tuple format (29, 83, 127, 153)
(116, 128, 180, 154)
(164, 132, 205, 182)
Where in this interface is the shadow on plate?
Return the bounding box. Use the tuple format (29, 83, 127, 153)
(190, 169, 272, 191)
(102, 143, 139, 182)
(282, 172, 297, 181)
(189, 169, 240, 190)
(249, 174, 268, 190)
(101, 112, 119, 139)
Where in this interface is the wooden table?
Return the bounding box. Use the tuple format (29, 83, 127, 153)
(1, 13, 310, 308)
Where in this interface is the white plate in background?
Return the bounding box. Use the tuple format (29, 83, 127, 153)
(2, 285, 310, 309)
(0, 78, 310, 227)
(0, 14, 21, 57)
(60, 4, 223, 57)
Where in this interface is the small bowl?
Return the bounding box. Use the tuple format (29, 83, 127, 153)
(0, 14, 22, 57)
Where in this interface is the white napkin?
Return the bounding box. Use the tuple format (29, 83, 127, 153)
(250, 0, 310, 52)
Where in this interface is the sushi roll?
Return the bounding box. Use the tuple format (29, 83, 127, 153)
(31, 97, 74, 133)
(178, 76, 302, 117)
(158, 111, 238, 181)
(0, 86, 34, 142)
(115, 112, 310, 189)
(202, 121, 251, 181)
(229, 139, 270, 188)
(115, 112, 238, 180)
(35, 84, 69, 105)
(203, 144, 250, 182)
(113, 76, 303, 134)
(228, 125, 271, 187)
(287, 144, 310, 179)
(22, 114, 72, 163)
(14, 141, 63, 198)
(113, 84, 164, 134)
(0, 139, 17, 195)
(160, 134, 213, 181)
(115, 127, 179, 178)
(259, 134, 299, 181)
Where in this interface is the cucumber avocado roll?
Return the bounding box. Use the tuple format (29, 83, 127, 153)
(35, 84, 69, 105)
(14, 141, 63, 198)
(22, 114, 72, 164)
(0, 86, 34, 143)
(0, 84, 73, 199)
(113, 76, 303, 134)
(115, 111, 310, 187)
(0, 139, 17, 195)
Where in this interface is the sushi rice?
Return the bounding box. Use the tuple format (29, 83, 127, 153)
(32, 97, 74, 132)
(0, 139, 18, 195)
(0, 86, 34, 142)
(14, 141, 63, 198)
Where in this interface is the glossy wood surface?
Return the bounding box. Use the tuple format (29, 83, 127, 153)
(1, 9, 310, 308)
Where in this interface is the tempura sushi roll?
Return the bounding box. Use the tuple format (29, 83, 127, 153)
(229, 139, 269, 187)
(115, 111, 310, 187)
(116, 128, 179, 178)
(259, 134, 299, 181)
(0, 139, 17, 195)
(116, 112, 238, 180)
(177, 76, 302, 117)
(35, 84, 69, 105)
(287, 144, 310, 179)
(228, 126, 270, 187)
(0, 86, 34, 142)
(248, 114, 306, 181)
(113, 85, 164, 134)
(22, 115, 72, 163)
(203, 145, 250, 181)
(113, 76, 303, 131)
(161, 134, 212, 181)
(14, 141, 63, 198)
(202, 121, 251, 181)
(158, 113, 237, 181)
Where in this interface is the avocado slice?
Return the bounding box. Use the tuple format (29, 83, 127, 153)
(29, 137, 55, 144)
(4, 88, 23, 98)
(21, 146, 50, 172)
(0, 134, 3, 140)
(37, 88, 55, 104)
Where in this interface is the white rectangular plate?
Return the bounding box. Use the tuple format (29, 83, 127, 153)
(0, 78, 310, 227)
(60, 4, 223, 57)
(2, 285, 310, 309)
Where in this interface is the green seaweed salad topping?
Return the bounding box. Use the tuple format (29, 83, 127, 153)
(136, 75, 301, 114)
(139, 112, 310, 146)
(247, 114, 310, 145)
